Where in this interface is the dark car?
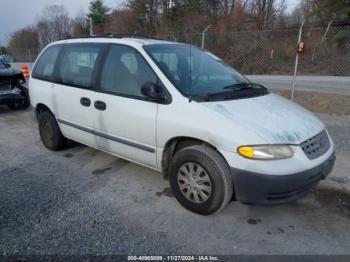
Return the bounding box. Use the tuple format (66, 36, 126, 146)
(0, 60, 30, 109)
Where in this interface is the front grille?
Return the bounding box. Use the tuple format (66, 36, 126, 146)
(0, 80, 12, 92)
(301, 130, 330, 159)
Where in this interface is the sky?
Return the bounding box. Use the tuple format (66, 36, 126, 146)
(0, 0, 300, 46)
(0, 0, 125, 46)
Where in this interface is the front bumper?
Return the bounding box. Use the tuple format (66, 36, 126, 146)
(0, 92, 25, 105)
(231, 152, 336, 205)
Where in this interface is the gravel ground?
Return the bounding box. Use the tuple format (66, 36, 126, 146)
(1, 106, 350, 255)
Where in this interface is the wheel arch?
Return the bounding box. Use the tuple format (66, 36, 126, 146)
(35, 103, 54, 120)
(161, 136, 226, 178)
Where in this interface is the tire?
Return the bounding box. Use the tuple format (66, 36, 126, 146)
(169, 145, 233, 215)
(38, 111, 67, 151)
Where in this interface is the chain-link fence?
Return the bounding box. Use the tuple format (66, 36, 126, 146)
(164, 24, 350, 76)
(0, 48, 39, 72)
(4, 24, 350, 76)
(2, 48, 40, 63)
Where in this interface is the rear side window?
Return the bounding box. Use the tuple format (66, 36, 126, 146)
(32, 45, 61, 80)
(58, 45, 102, 88)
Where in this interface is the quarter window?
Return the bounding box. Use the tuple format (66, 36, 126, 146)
(32, 45, 61, 80)
(58, 45, 101, 88)
(100, 45, 157, 97)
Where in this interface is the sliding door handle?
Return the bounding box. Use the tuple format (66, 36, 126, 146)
(94, 100, 106, 111)
(80, 97, 91, 107)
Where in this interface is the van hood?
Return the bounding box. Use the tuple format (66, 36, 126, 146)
(202, 93, 324, 144)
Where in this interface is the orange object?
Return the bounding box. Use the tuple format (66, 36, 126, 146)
(20, 64, 30, 79)
(297, 41, 305, 54)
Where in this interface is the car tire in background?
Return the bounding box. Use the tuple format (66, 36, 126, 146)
(169, 145, 233, 215)
(38, 111, 67, 151)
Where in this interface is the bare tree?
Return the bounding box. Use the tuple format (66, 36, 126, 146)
(249, 0, 276, 28)
(7, 27, 39, 61)
(36, 20, 55, 48)
(106, 8, 136, 34)
(36, 5, 72, 48)
(72, 9, 89, 36)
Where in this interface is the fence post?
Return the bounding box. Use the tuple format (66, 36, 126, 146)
(201, 25, 211, 49)
(291, 20, 305, 101)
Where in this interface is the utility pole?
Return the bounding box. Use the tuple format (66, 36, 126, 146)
(291, 20, 305, 101)
(89, 18, 93, 36)
(201, 25, 211, 49)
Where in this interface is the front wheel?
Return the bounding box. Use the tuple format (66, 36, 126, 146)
(169, 145, 233, 215)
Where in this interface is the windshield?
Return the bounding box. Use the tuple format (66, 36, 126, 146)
(144, 44, 267, 101)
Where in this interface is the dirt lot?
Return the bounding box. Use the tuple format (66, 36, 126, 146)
(1, 102, 350, 255)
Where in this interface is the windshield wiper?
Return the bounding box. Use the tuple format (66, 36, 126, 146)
(200, 89, 237, 101)
(191, 83, 267, 101)
(223, 82, 263, 90)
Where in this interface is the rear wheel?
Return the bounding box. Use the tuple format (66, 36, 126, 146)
(38, 111, 67, 151)
(169, 145, 233, 215)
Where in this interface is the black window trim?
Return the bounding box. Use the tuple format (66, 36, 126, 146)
(95, 43, 172, 105)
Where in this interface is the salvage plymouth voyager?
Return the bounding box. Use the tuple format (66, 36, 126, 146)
(29, 36, 335, 215)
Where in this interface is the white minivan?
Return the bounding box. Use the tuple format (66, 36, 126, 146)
(29, 35, 335, 215)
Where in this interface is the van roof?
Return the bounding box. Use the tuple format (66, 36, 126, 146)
(54, 34, 181, 47)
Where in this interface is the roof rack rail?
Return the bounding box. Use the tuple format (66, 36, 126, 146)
(65, 33, 163, 40)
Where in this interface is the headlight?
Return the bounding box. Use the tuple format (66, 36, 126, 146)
(11, 87, 22, 94)
(237, 145, 293, 160)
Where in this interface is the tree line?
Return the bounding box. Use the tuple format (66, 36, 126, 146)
(2, 0, 349, 61)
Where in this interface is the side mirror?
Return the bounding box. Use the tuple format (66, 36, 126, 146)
(141, 82, 167, 102)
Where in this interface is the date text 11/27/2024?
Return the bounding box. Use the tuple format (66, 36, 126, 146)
(127, 255, 219, 261)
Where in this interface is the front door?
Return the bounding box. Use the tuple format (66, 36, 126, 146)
(93, 44, 159, 168)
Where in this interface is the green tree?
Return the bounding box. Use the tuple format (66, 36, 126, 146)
(87, 0, 110, 27)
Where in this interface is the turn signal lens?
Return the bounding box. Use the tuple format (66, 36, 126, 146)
(238, 146, 254, 158)
(237, 145, 293, 160)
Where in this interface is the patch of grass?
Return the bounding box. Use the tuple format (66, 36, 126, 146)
(271, 89, 350, 116)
